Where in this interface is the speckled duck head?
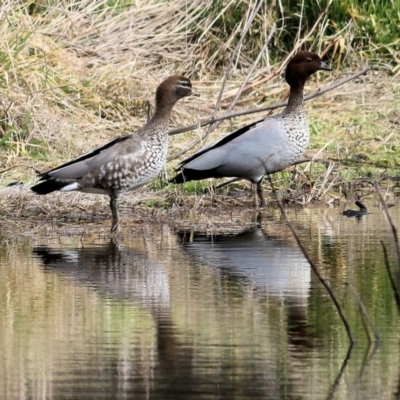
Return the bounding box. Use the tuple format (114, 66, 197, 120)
(285, 51, 332, 91)
(153, 75, 199, 120)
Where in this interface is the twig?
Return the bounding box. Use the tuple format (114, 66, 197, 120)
(375, 180, 400, 314)
(266, 175, 354, 344)
(168, 21, 275, 162)
(320, 37, 340, 58)
(215, 177, 240, 189)
(346, 282, 380, 343)
(0, 164, 39, 175)
(220, 24, 276, 120)
(167, 128, 209, 162)
(324, 157, 400, 170)
(357, 342, 380, 383)
(214, 158, 314, 190)
(381, 240, 400, 314)
(180, 0, 263, 163)
(375, 181, 400, 269)
(212, 0, 264, 118)
(169, 67, 370, 136)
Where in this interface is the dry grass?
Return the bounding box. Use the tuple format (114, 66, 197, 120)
(0, 0, 399, 225)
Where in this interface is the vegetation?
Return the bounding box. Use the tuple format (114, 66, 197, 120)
(0, 0, 398, 212)
(186, 0, 400, 69)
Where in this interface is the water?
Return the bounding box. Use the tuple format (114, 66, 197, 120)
(1, 204, 400, 399)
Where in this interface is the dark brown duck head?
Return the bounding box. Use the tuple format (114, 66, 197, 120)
(285, 51, 331, 90)
(153, 75, 199, 120)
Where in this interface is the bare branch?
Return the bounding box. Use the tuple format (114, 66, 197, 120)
(167, 128, 209, 162)
(325, 343, 354, 400)
(169, 67, 370, 136)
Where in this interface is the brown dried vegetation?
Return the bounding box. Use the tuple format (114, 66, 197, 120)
(0, 0, 399, 224)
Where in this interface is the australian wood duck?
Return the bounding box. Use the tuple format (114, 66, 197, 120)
(171, 51, 331, 206)
(32, 75, 199, 230)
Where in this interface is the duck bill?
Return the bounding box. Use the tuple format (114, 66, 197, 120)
(319, 61, 332, 71)
(190, 89, 200, 97)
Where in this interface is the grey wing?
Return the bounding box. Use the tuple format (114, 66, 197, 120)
(184, 145, 229, 171)
(185, 119, 296, 179)
(224, 121, 296, 174)
(48, 136, 144, 180)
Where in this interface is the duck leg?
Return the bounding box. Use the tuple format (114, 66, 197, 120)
(252, 183, 258, 208)
(256, 180, 267, 207)
(110, 195, 120, 232)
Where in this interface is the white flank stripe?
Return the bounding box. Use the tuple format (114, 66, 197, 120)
(60, 182, 79, 191)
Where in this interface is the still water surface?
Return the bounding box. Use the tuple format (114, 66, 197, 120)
(1, 205, 400, 399)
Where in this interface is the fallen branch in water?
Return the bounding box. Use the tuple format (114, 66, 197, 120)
(266, 174, 355, 344)
(380, 241, 400, 314)
(375, 181, 400, 314)
(325, 343, 353, 400)
(169, 67, 370, 136)
(346, 282, 380, 343)
(375, 181, 400, 267)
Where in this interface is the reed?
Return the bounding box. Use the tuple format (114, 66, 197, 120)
(0, 0, 398, 205)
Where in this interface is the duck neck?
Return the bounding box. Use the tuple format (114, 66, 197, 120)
(284, 80, 305, 114)
(149, 90, 177, 127)
(148, 103, 174, 131)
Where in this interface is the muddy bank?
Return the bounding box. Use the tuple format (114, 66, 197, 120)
(0, 184, 397, 240)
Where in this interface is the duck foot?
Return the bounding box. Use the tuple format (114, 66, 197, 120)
(110, 218, 120, 233)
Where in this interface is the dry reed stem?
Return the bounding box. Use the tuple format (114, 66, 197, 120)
(169, 1, 266, 163)
(219, 9, 328, 103)
(212, 0, 265, 118)
(168, 24, 276, 163)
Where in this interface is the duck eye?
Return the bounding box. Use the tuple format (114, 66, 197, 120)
(306, 57, 313, 63)
(179, 80, 190, 87)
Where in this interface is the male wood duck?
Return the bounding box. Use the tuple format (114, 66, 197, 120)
(171, 51, 331, 206)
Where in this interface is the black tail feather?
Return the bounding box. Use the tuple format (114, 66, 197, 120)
(31, 179, 68, 195)
(170, 168, 222, 184)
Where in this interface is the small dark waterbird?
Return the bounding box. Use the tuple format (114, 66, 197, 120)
(31, 75, 199, 230)
(171, 51, 332, 206)
(342, 200, 371, 219)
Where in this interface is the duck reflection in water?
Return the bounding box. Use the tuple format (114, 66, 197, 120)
(177, 216, 326, 397)
(177, 217, 316, 353)
(33, 241, 193, 395)
(32, 221, 318, 399)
